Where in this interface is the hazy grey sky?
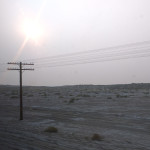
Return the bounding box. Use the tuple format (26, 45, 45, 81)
(0, 0, 150, 86)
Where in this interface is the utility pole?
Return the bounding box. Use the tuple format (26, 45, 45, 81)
(8, 62, 34, 120)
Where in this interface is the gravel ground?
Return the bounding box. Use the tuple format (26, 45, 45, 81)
(0, 84, 150, 150)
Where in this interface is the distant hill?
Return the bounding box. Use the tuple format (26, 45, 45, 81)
(0, 83, 150, 90)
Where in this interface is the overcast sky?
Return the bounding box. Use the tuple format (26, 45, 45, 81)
(0, 0, 150, 86)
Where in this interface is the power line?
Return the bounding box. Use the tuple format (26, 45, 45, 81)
(33, 44, 150, 68)
(2, 40, 150, 70)
(33, 45, 150, 65)
(34, 52, 150, 69)
(22, 40, 150, 62)
(34, 46, 150, 67)
(20, 40, 150, 69)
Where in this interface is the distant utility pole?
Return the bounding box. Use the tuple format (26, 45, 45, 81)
(7, 62, 34, 120)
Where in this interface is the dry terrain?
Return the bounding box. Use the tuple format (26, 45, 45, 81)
(0, 84, 150, 150)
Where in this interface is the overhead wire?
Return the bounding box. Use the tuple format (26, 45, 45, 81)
(22, 40, 150, 63)
(1, 40, 150, 70)
(32, 45, 150, 65)
(34, 46, 150, 67)
(31, 41, 150, 68)
(34, 52, 150, 69)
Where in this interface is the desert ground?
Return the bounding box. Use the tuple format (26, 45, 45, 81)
(0, 84, 150, 150)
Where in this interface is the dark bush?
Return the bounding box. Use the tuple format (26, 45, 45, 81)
(44, 126, 58, 133)
(91, 133, 103, 141)
(69, 98, 75, 103)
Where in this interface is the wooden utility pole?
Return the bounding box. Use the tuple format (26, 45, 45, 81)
(8, 62, 34, 120)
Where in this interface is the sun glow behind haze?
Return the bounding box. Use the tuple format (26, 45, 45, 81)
(13, 0, 48, 61)
(22, 18, 44, 42)
(12, 17, 45, 61)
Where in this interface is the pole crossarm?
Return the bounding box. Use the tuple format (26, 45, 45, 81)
(8, 62, 34, 65)
(8, 62, 20, 65)
(22, 63, 34, 65)
(8, 68, 34, 70)
(7, 61, 34, 120)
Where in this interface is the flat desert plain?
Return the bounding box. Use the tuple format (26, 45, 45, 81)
(0, 84, 150, 150)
